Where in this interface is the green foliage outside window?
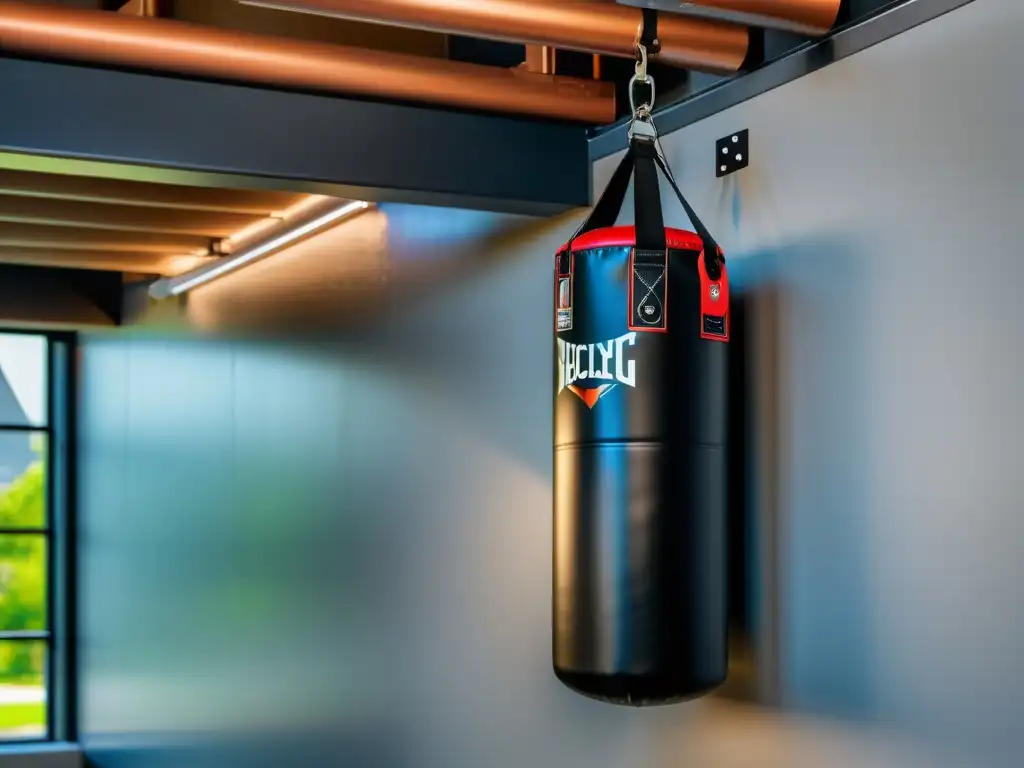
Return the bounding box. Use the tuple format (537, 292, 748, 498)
(0, 450, 47, 737)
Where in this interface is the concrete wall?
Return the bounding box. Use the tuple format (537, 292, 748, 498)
(77, 1, 1021, 766)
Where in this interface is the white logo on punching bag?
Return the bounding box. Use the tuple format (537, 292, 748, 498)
(557, 332, 637, 409)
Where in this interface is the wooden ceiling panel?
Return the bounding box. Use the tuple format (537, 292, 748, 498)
(0, 222, 213, 253)
(0, 162, 340, 276)
(0, 246, 213, 275)
(0, 168, 305, 214)
(0, 194, 267, 236)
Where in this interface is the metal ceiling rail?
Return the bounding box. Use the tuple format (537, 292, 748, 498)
(0, 56, 591, 216)
(589, 0, 982, 159)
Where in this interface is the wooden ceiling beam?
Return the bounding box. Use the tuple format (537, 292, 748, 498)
(0, 222, 212, 254)
(0, 193, 267, 237)
(0, 246, 212, 275)
(0, 168, 305, 214)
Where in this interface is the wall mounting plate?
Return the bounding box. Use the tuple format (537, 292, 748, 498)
(716, 129, 749, 177)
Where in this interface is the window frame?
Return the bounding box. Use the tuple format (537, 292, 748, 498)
(0, 329, 75, 744)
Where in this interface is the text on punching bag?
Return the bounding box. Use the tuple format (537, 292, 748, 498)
(557, 332, 637, 396)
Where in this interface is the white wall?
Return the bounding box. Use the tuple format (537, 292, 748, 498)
(595, 0, 1024, 763)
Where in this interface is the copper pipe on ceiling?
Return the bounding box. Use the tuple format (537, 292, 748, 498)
(524, 45, 557, 76)
(118, 0, 161, 17)
(237, 0, 750, 72)
(0, 1, 615, 124)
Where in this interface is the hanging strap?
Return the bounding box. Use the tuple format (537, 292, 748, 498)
(655, 154, 723, 278)
(633, 140, 665, 252)
(640, 9, 660, 54)
(566, 137, 723, 279)
(566, 146, 635, 243)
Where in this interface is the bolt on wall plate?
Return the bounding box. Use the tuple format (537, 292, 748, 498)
(716, 129, 749, 177)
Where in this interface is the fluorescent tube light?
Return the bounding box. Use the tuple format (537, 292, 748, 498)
(149, 200, 371, 299)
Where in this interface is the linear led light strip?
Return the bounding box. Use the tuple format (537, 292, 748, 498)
(149, 200, 371, 299)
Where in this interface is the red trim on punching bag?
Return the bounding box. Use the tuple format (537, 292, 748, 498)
(699, 249, 729, 342)
(562, 226, 705, 253)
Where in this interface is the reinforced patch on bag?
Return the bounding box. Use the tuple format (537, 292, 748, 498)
(629, 249, 668, 332)
(555, 251, 573, 332)
(698, 250, 729, 342)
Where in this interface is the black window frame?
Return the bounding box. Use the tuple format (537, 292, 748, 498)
(0, 329, 75, 744)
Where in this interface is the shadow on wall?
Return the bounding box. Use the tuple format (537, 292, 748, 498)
(733, 232, 878, 723)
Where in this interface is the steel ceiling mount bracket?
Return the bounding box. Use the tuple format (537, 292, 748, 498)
(716, 129, 748, 177)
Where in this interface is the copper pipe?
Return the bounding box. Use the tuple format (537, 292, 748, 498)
(236, 0, 750, 72)
(0, 1, 615, 124)
(118, 0, 160, 16)
(644, 0, 841, 37)
(524, 45, 556, 76)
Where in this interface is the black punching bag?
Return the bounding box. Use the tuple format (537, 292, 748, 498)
(553, 138, 730, 705)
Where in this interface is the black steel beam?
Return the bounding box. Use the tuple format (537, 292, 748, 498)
(0, 56, 591, 217)
(0, 264, 122, 328)
(590, 0, 981, 161)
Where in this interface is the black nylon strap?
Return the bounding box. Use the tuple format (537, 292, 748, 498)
(566, 146, 634, 247)
(653, 155, 716, 250)
(633, 141, 665, 252)
(567, 137, 723, 279)
(654, 154, 723, 278)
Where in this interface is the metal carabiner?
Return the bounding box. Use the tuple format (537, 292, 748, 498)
(634, 41, 649, 83)
(630, 40, 655, 115)
(628, 73, 656, 117)
(628, 40, 658, 143)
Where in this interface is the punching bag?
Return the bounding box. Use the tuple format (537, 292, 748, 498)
(553, 137, 730, 705)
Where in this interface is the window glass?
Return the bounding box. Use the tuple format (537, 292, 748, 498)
(0, 335, 47, 428)
(0, 535, 47, 632)
(0, 433, 46, 529)
(0, 640, 46, 740)
(0, 332, 53, 742)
